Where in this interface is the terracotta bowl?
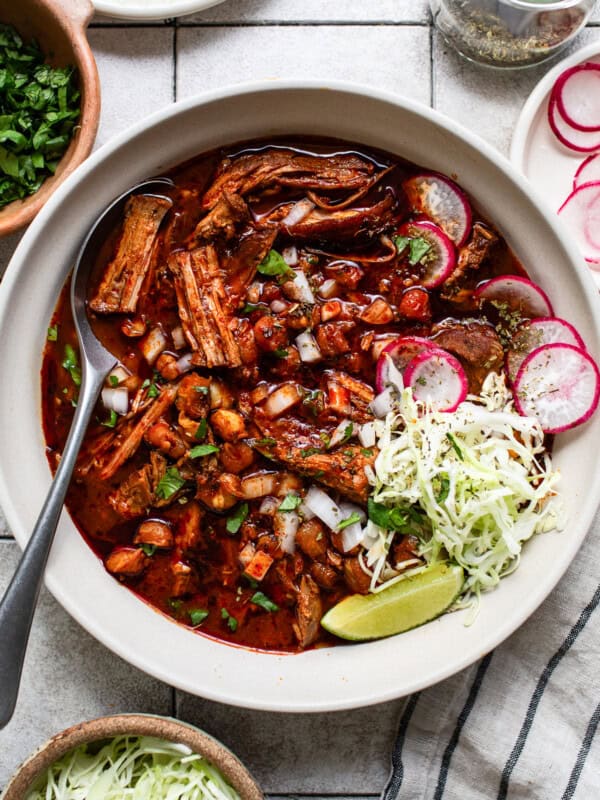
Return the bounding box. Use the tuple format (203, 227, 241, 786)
(0, 0, 100, 236)
(1, 713, 264, 799)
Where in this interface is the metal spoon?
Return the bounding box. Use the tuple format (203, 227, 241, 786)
(0, 177, 174, 729)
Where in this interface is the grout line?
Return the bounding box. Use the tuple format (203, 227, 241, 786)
(430, 24, 436, 109)
(89, 20, 430, 29)
(170, 685, 177, 716)
(172, 19, 178, 102)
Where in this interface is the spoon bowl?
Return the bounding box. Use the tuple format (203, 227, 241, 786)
(0, 177, 173, 729)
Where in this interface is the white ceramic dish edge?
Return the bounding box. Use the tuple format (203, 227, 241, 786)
(93, 0, 224, 21)
(1, 79, 599, 712)
(510, 40, 600, 289)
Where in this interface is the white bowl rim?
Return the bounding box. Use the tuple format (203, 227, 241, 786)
(93, 0, 225, 21)
(1, 78, 599, 712)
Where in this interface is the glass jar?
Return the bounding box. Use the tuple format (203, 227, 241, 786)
(430, 0, 596, 68)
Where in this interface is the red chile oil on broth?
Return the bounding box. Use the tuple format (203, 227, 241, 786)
(41, 137, 526, 654)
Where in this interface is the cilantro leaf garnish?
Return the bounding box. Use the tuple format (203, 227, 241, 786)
(189, 443, 219, 458)
(155, 466, 185, 500)
(226, 502, 249, 534)
(189, 608, 209, 627)
(251, 591, 279, 612)
(221, 607, 238, 632)
(278, 493, 302, 512)
(257, 249, 295, 278)
(337, 512, 362, 531)
(62, 343, 81, 386)
(367, 498, 409, 531)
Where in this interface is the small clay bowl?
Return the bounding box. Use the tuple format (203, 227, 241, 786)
(1, 713, 264, 799)
(0, 0, 100, 237)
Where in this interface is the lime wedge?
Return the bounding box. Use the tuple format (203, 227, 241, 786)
(321, 563, 464, 641)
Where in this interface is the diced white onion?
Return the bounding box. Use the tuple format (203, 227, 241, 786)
(263, 383, 301, 418)
(101, 386, 129, 416)
(328, 419, 355, 449)
(241, 473, 278, 499)
(107, 365, 129, 386)
(303, 485, 343, 531)
(270, 299, 288, 313)
(319, 278, 339, 299)
(298, 501, 316, 520)
(341, 520, 365, 553)
(339, 501, 367, 525)
(295, 331, 322, 364)
(371, 337, 398, 361)
(275, 510, 300, 554)
(259, 496, 280, 515)
(175, 352, 194, 375)
(382, 352, 404, 391)
(246, 280, 261, 304)
(171, 325, 186, 350)
(283, 270, 316, 304)
(358, 421, 376, 448)
(238, 542, 256, 567)
(370, 387, 394, 419)
(281, 198, 315, 227)
(140, 327, 168, 365)
(282, 245, 298, 266)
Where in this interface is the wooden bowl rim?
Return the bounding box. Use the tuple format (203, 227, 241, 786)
(0, 0, 100, 237)
(1, 713, 264, 800)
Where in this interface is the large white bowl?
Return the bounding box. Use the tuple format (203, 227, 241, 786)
(93, 0, 224, 21)
(1, 81, 599, 712)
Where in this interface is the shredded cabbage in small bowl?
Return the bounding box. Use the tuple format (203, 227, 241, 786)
(26, 735, 241, 800)
(363, 373, 564, 610)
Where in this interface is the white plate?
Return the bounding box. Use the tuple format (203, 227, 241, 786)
(93, 0, 224, 21)
(1, 81, 599, 712)
(511, 40, 600, 289)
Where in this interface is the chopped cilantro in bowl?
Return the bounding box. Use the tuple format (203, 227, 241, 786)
(0, 24, 81, 209)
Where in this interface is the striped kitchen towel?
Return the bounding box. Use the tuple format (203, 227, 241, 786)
(384, 507, 600, 800)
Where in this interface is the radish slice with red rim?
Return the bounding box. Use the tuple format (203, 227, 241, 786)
(402, 172, 472, 246)
(505, 317, 586, 384)
(375, 335, 438, 393)
(554, 63, 600, 133)
(404, 349, 468, 412)
(513, 343, 600, 434)
(573, 154, 600, 189)
(548, 95, 600, 154)
(475, 275, 553, 320)
(396, 220, 456, 288)
(557, 181, 600, 262)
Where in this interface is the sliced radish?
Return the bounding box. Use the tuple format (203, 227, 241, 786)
(475, 275, 553, 320)
(513, 343, 600, 434)
(375, 335, 438, 393)
(506, 318, 586, 384)
(573, 154, 600, 189)
(557, 181, 600, 262)
(548, 95, 600, 153)
(403, 350, 468, 412)
(554, 63, 600, 133)
(403, 172, 472, 246)
(396, 220, 456, 288)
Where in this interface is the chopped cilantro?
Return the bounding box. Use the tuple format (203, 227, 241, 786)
(101, 409, 118, 429)
(242, 302, 267, 313)
(278, 493, 302, 512)
(140, 544, 156, 557)
(141, 378, 160, 398)
(168, 598, 183, 611)
(189, 443, 219, 458)
(393, 234, 410, 255)
(340, 422, 354, 444)
(361, 448, 374, 457)
(337, 512, 361, 531)
(62, 343, 81, 386)
(189, 608, 209, 627)
(436, 474, 450, 504)
(194, 419, 208, 440)
(408, 237, 432, 266)
(0, 25, 81, 209)
(47, 324, 58, 341)
(221, 607, 238, 632)
(367, 497, 409, 531)
(319, 432, 331, 448)
(273, 348, 289, 358)
(109, 374, 119, 387)
(251, 591, 279, 612)
(155, 466, 185, 500)
(257, 249, 295, 278)
(300, 447, 322, 458)
(226, 502, 249, 534)
(193, 385, 209, 395)
(255, 437, 276, 447)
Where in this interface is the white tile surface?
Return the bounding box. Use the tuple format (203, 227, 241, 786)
(87, 27, 174, 147)
(187, 0, 430, 23)
(177, 24, 431, 104)
(176, 692, 403, 794)
(0, 542, 172, 789)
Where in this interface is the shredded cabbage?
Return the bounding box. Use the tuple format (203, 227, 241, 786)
(364, 373, 564, 608)
(26, 735, 241, 800)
